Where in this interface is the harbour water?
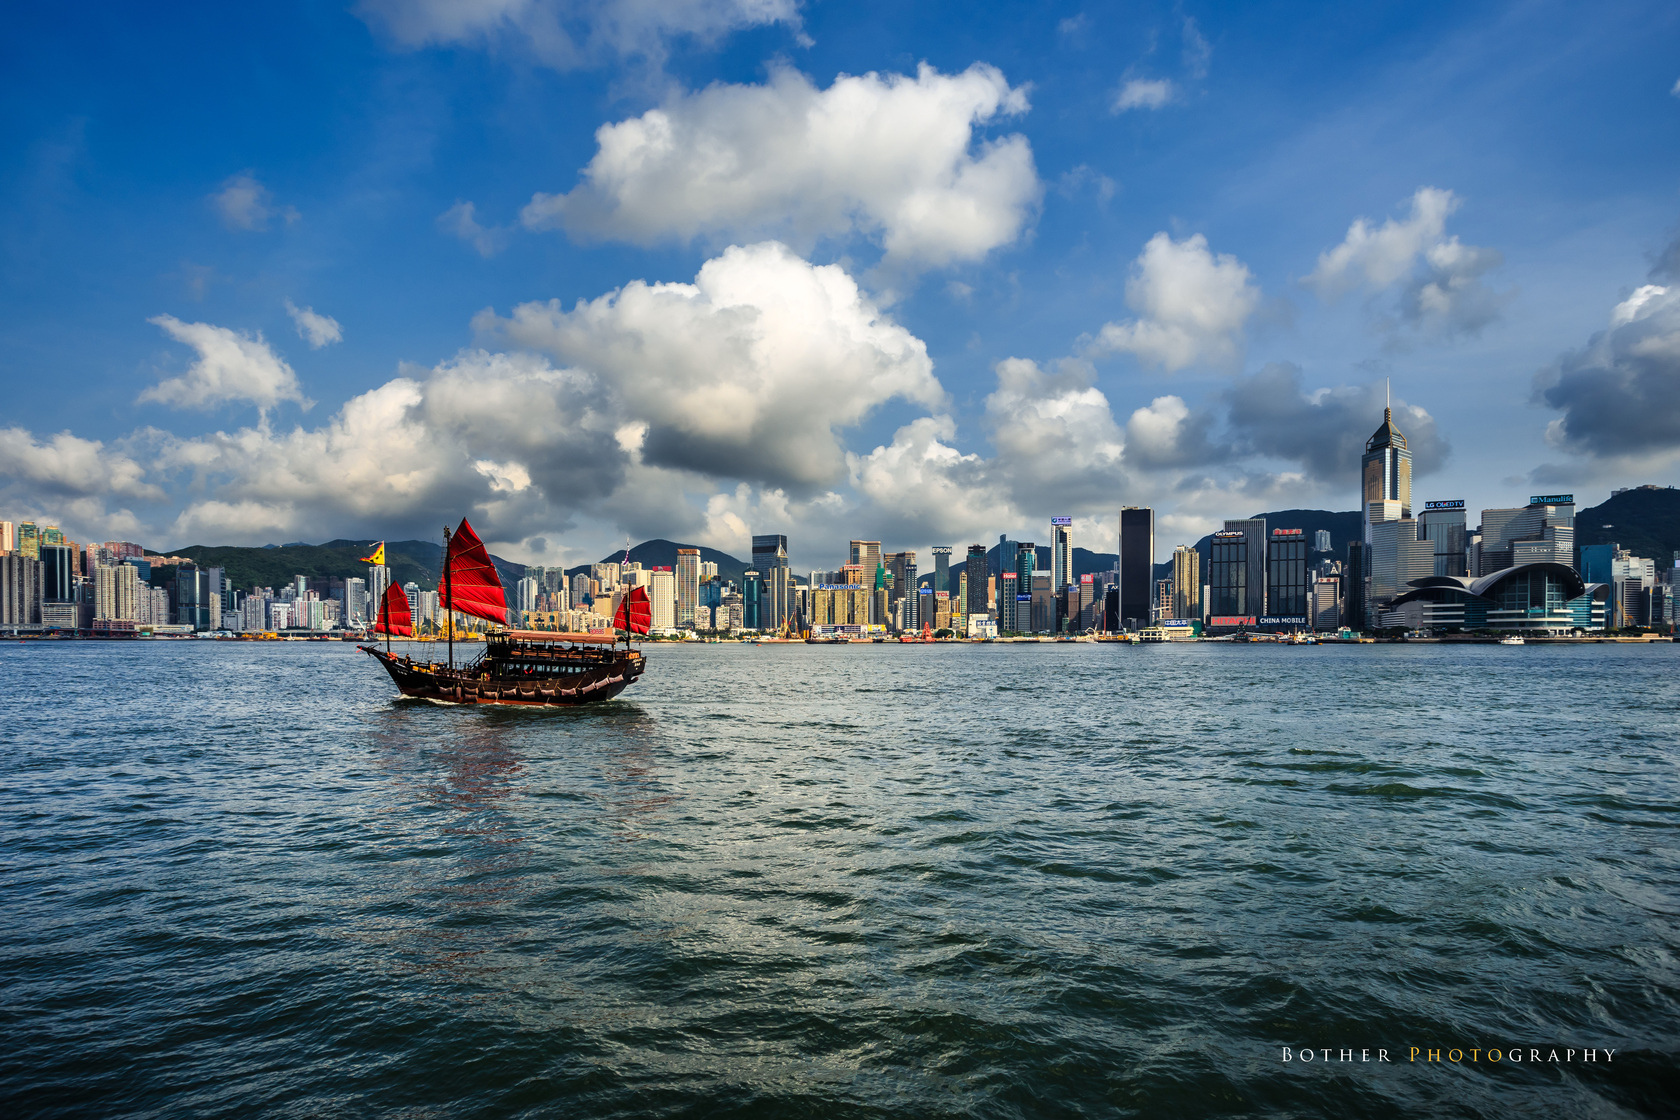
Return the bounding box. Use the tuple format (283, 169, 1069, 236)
(2, 640, 1677, 1117)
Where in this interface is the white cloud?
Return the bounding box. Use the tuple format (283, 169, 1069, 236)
(985, 358, 1127, 508)
(849, 415, 1013, 542)
(0, 427, 162, 503)
(1123, 394, 1225, 470)
(485, 241, 943, 490)
(1671, 77, 1680, 97)
(1112, 78, 1174, 112)
(1306, 187, 1506, 337)
(1086, 232, 1260, 371)
(209, 172, 297, 231)
(521, 63, 1040, 271)
(141, 315, 310, 413)
(356, 0, 802, 71)
(284, 300, 343, 348)
(437, 200, 510, 257)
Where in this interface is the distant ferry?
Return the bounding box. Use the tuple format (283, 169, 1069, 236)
(360, 520, 649, 706)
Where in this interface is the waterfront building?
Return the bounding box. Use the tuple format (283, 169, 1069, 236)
(1, 552, 42, 625)
(1119, 507, 1154, 630)
(1418, 500, 1468, 576)
(39, 544, 75, 605)
(94, 563, 140, 622)
(1476, 496, 1575, 575)
(752, 535, 790, 630)
(965, 545, 989, 620)
(932, 546, 952, 595)
(1361, 402, 1413, 545)
(1221, 517, 1266, 616)
(1343, 541, 1368, 630)
(999, 571, 1019, 631)
(676, 547, 700, 626)
(1382, 562, 1607, 633)
(934, 590, 953, 632)
(1029, 573, 1055, 633)
(1368, 518, 1434, 611)
(694, 605, 712, 631)
(742, 569, 763, 630)
(1314, 529, 1332, 553)
(369, 564, 390, 620)
(1311, 577, 1341, 631)
(1209, 531, 1250, 620)
(886, 551, 918, 628)
(649, 568, 676, 632)
(1050, 517, 1072, 593)
(1171, 545, 1200, 621)
(1152, 578, 1173, 621)
(1266, 529, 1309, 620)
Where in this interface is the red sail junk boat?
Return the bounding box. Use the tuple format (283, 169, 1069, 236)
(361, 518, 647, 706)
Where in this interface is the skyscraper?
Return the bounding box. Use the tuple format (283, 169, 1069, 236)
(1050, 517, 1072, 593)
(1171, 545, 1200, 620)
(965, 544, 989, 620)
(742, 569, 763, 630)
(1343, 541, 1368, 631)
(1209, 531, 1249, 618)
(675, 547, 700, 625)
(1118, 507, 1154, 630)
(848, 540, 881, 574)
(1361, 398, 1413, 544)
(1222, 517, 1267, 616)
(753, 534, 790, 630)
(886, 551, 917, 629)
(1418, 500, 1468, 576)
(1266, 529, 1309, 619)
(932, 546, 952, 595)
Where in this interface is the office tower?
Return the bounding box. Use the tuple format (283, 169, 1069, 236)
(1361, 399, 1413, 544)
(1368, 518, 1434, 609)
(1314, 529, 1332, 553)
(1311, 577, 1341, 631)
(887, 551, 917, 628)
(1171, 545, 1200, 620)
(743, 569, 762, 630)
(1343, 541, 1368, 630)
(932, 546, 952, 595)
(344, 577, 367, 624)
(965, 544, 989, 620)
(0, 521, 13, 553)
(753, 534, 790, 631)
(1418, 500, 1469, 576)
(369, 564, 390, 619)
(38, 545, 75, 604)
(675, 548, 700, 625)
(570, 572, 592, 606)
(998, 570, 1018, 630)
(1209, 531, 1249, 617)
(1013, 543, 1035, 631)
(1117, 507, 1153, 630)
(16, 522, 40, 559)
(1050, 518, 1072, 592)
(1221, 517, 1266, 615)
(1153, 578, 1173, 620)
(993, 539, 1017, 621)
(1477, 495, 1575, 574)
(1078, 574, 1099, 630)
(848, 540, 882, 574)
(1029, 572, 1055, 632)
(1266, 529, 1309, 618)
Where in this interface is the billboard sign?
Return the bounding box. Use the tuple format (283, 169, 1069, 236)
(1258, 616, 1310, 626)
(1271, 528, 1303, 536)
(1424, 499, 1465, 511)
(1156, 618, 1196, 627)
(1050, 516, 1073, 526)
(1529, 494, 1574, 506)
(1210, 616, 1257, 626)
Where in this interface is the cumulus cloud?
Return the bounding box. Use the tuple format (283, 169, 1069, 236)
(0, 427, 162, 503)
(1112, 78, 1174, 112)
(849, 415, 1013, 543)
(438, 201, 511, 257)
(1223, 362, 1449, 481)
(284, 300, 343, 348)
(356, 0, 801, 71)
(1306, 187, 1507, 337)
(209, 172, 297, 231)
(985, 358, 1127, 509)
(1535, 278, 1680, 460)
(141, 315, 310, 413)
(485, 241, 943, 490)
(1123, 394, 1225, 470)
(1086, 232, 1260, 371)
(521, 63, 1040, 271)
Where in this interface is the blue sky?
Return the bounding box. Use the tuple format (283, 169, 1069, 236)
(2, 0, 1677, 570)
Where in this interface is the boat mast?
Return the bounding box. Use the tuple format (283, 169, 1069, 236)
(444, 525, 453, 671)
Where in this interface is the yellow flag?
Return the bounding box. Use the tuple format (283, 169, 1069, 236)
(360, 542, 386, 565)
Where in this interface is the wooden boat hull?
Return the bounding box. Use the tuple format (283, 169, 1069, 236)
(362, 644, 644, 706)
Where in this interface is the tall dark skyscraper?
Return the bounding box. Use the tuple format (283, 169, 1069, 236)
(1361, 399, 1412, 544)
(1266, 529, 1308, 618)
(1343, 541, 1367, 631)
(965, 544, 989, 620)
(752, 534, 789, 630)
(1209, 531, 1248, 617)
(932, 546, 951, 595)
(1118, 506, 1154, 630)
(1222, 517, 1267, 615)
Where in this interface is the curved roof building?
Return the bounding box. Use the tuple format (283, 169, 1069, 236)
(1380, 561, 1607, 632)
(1361, 405, 1412, 544)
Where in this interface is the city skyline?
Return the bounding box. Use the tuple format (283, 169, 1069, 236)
(1, 3, 1677, 572)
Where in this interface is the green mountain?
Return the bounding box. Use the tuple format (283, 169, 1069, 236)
(1575, 486, 1680, 563)
(153, 538, 525, 593)
(565, 540, 749, 584)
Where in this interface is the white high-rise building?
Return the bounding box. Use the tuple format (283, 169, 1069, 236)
(649, 568, 676, 632)
(517, 576, 539, 613)
(1050, 518, 1072, 593)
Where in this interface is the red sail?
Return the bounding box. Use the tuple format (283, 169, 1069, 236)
(444, 517, 508, 626)
(372, 584, 412, 636)
(612, 584, 652, 635)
